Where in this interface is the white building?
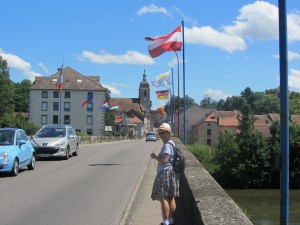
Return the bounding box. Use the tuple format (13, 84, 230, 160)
(28, 66, 108, 136)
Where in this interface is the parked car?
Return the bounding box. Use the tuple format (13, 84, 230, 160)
(146, 132, 157, 142)
(0, 128, 36, 176)
(31, 124, 79, 160)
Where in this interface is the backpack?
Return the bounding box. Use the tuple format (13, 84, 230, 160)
(168, 142, 186, 173)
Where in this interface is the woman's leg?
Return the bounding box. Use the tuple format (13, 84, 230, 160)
(168, 196, 176, 223)
(160, 198, 170, 220)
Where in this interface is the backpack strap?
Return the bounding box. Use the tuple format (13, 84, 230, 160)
(167, 141, 176, 158)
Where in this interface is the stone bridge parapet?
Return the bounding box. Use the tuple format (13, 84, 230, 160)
(172, 138, 253, 225)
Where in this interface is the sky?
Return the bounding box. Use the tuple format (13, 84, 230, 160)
(0, 0, 300, 110)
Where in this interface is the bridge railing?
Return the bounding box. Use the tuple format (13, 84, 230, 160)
(172, 138, 253, 225)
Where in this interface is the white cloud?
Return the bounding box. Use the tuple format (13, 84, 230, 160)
(289, 69, 300, 90)
(173, 6, 197, 26)
(287, 11, 300, 42)
(184, 1, 300, 53)
(274, 51, 300, 61)
(167, 56, 183, 68)
(81, 50, 155, 65)
(185, 26, 246, 52)
(110, 82, 131, 88)
(102, 83, 122, 95)
(0, 48, 42, 81)
(137, 4, 170, 17)
(0, 48, 31, 71)
(223, 1, 300, 42)
(38, 62, 49, 73)
(204, 88, 231, 100)
(288, 51, 300, 61)
(224, 1, 278, 40)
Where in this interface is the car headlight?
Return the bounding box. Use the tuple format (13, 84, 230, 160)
(1, 151, 8, 158)
(54, 140, 66, 147)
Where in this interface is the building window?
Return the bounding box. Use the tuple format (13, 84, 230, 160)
(41, 115, 47, 124)
(87, 102, 93, 111)
(65, 92, 71, 98)
(53, 102, 59, 111)
(207, 139, 211, 145)
(64, 115, 70, 124)
(87, 115, 93, 125)
(144, 91, 146, 96)
(42, 91, 48, 98)
(207, 129, 211, 136)
(53, 115, 59, 124)
(64, 102, 70, 111)
(41, 102, 48, 111)
(53, 91, 59, 98)
(87, 129, 93, 135)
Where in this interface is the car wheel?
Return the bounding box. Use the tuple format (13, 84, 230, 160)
(27, 154, 36, 170)
(73, 144, 79, 156)
(11, 159, 19, 176)
(64, 147, 70, 160)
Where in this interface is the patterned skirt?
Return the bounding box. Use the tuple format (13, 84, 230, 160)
(151, 167, 179, 200)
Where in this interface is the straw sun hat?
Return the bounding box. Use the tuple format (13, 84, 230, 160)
(158, 123, 172, 134)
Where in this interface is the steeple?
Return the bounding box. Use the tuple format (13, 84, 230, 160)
(139, 69, 150, 114)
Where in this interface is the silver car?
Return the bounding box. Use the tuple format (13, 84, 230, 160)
(31, 124, 79, 160)
(146, 132, 157, 142)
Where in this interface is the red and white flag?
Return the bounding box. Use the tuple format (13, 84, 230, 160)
(145, 26, 182, 58)
(56, 67, 63, 91)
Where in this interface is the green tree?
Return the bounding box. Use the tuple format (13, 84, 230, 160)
(0, 113, 38, 135)
(200, 95, 217, 108)
(253, 94, 280, 114)
(289, 123, 300, 188)
(0, 56, 14, 115)
(14, 79, 32, 112)
(235, 104, 271, 188)
(214, 130, 240, 187)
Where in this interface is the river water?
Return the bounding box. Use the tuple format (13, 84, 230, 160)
(225, 189, 300, 225)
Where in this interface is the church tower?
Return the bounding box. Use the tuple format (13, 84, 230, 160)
(139, 70, 151, 115)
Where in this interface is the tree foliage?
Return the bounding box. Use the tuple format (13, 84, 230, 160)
(14, 79, 32, 112)
(0, 56, 14, 115)
(197, 86, 300, 115)
(214, 130, 240, 187)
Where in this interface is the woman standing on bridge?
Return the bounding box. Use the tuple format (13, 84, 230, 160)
(150, 123, 179, 225)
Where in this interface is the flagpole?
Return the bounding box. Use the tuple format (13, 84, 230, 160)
(182, 20, 186, 144)
(171, 68, 175, 133)
(58, 64, 63, 125)
(175, 51, 180, 139)
(278, 0, 289, 224)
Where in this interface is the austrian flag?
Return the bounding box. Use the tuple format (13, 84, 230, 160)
(145, 26, 182, 58)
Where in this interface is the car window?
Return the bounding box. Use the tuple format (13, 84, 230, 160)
(68, 127, 75, 137)
(36, 127, 66, 138)
(16, 131, 23, 145)
(0, 131, 14, 145)
(21, 131, 28, 141)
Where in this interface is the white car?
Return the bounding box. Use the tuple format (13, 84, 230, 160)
(146, 132, 157, 142)
(31, 124, 79, 160)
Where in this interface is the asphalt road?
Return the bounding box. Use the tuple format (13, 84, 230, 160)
(0, 139, 160, 225)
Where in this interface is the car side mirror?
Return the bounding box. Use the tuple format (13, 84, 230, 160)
(70, 135, 75, 140)
(19, 140, 26, 148)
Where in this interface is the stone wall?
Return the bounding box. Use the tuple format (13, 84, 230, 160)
(172, 138, 253, 225)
